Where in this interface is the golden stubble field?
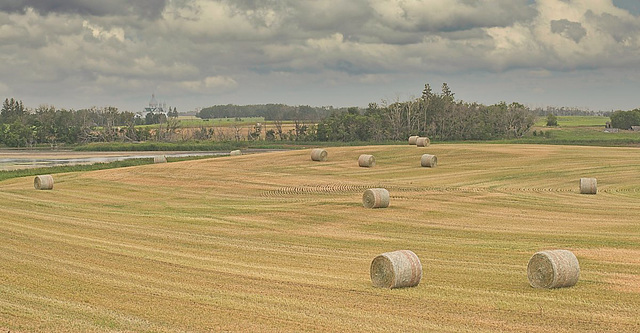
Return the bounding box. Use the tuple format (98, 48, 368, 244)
(1, 144, 639, 332)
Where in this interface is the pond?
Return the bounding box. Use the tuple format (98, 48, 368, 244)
(0, 151, 228, 171)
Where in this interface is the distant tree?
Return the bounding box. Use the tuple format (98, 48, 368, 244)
(0, 120, 34, 147)
(420, 84, 433, 134)
(505, 102, 535, 138)
(145, 112, 155, 125)
(1, 98, 26, 124)
(441, 83, 454, 101)
(145, 112, 167, 125)
(265, 129, 276, 141)
(168, 107, 179, 118)
(546, 113, 558, 126)
(196, 103, 334, 121)
(421, 84, 433, 101)
(610, 109, 640, 129)
(0, 98, 35, 147)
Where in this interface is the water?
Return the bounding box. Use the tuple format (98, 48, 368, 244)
(0, 149, 290, 171)
(0, 152, 227, 171)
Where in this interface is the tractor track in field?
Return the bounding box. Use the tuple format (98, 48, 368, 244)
(260, 183, 376, 197)
(258, 183, 601, 198)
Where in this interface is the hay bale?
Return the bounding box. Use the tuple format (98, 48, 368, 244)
(311, 148, 328, 162)
(580, 178, 597, 194)
(527, 250, 580, 289)
(421, 154, 437, 168)
(230, 150, 242, 156)
(34, 175, 54, 190)
(370, 250, 422, 288)
(408, 135, 419, 145)
(154, 155, 167, 163)
(362, 188, 390, 208)
(358, 154, 376, 167)
(416, 137, 430, 147)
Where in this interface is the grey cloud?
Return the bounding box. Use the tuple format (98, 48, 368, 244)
(585, 10, 640, 43)
(0, 0, 168, 19)
(550, 19, 587, 43)
(291, 1, 373, 33)
(223, 0, 536, 35)
(372, 0, 536, 33)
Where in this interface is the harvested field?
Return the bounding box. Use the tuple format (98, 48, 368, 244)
(1, 144, 640, 332)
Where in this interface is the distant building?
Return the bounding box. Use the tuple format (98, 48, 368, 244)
(139, 93, 169, 118)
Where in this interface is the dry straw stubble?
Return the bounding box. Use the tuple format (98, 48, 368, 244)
(370, 250, 422, 288)
(362, 188, 390, 208)
(580, 178, 597, 194)
(358, 154, 376, 167)
(310, 148, 328, 161)
(527, 250, 580, 288)
(421, 154, 437, 167)
(416, 137, 430, 147)
(34, 175, 54, 190)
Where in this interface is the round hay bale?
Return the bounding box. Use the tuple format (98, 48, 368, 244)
(362, 188, 390, 208)
(230, 150, 242, 156)
(579, 178, 597, 194)
(358, 154, 376, 167)
(154, 155, 167, 163)
(34, 175, 54, 190)
(416, 137, 430, 147)
(370, 250, 422, 289)
(421, 154, 437, 168)
(310, 148, 328, 162)
(527, 250, 580, 289)
(408, 135, 419, 145)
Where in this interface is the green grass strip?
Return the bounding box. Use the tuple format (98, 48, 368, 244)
(0, 155, 217, 183)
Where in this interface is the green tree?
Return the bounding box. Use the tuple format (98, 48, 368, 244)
(546, 113, 558, 126)
(168, 107, 179, 118)
(610, 109, 640, 129)
(0, 120, 34, 147)
(505, 102, 535, 138)
(1, 98, 26, 124)
(441, 83, 454, 101)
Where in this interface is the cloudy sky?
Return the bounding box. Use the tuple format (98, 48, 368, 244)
(1, 0, 639, 113)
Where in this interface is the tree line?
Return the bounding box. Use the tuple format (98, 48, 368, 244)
(315, 83, 535, 141)
(4, 82, 627, 147)
(195, 83, 537, 142)
(0, 98, 176, 147)
(197, 104, 342, 121)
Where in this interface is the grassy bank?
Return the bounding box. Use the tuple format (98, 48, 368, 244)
(534, 115, 609, 127)
(74, 141, 252, 151)
(0, 155, 216, 183)
(498, 126, 640, 146)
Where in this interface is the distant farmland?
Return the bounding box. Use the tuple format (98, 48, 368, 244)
(1, 144, 639, 332)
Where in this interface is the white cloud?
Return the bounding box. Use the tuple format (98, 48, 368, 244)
(369, 0, 534, 31)
(178, 76, 238, 93)
(82, 20, 125, 42)
(481, 0, 640, 70)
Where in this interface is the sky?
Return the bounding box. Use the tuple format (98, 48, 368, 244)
(1, 0, 640, 113)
